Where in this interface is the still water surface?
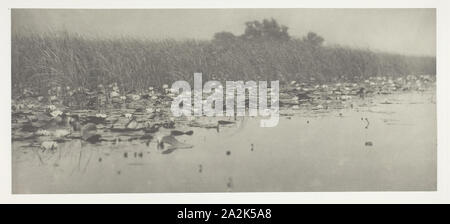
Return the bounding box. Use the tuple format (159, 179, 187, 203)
(12, 91, 436, 193)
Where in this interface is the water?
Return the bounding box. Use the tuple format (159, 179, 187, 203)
(12, 90, 436, 193)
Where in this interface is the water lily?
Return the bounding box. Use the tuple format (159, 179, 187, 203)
(96, 113, 107, 118)
(110, 91, 120, 98)
(131, 94, 141, 101)
(124, 113, 133, 119)
(46, 105, 56, 111)
(50, 110, 63, 117)
(36, 129, 51, 136)
(315, 105, 324, 110)
(341, 95, 352, 101)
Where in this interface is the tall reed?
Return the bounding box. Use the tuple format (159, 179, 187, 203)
(11, 32, 436, 97)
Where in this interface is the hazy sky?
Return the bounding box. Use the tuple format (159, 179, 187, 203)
(12, 9, 436, 56)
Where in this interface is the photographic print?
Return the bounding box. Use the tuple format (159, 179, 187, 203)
(11, 9, 436, 194)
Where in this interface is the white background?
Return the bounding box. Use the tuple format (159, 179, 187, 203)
(1, 0, 449, 203)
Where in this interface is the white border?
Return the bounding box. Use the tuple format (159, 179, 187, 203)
(1, 0, 449, 204)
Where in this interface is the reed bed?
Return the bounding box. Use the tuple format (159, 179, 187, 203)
(12, 32, 436, 98)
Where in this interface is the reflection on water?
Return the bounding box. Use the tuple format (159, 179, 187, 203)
(12, 91, 436, 193)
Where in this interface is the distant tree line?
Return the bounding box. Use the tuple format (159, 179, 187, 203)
(214, 18, 323, 46)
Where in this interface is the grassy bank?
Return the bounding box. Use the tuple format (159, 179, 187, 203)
(12, 32, 436, 97)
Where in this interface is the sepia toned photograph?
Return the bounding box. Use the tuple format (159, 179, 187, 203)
(11, 8, 436, 194)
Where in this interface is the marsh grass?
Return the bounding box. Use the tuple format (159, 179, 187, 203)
(12, 32, 435, 98)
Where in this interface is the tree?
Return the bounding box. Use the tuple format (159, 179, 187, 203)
(213, 31, 237, 43)
(303, 32, 324, 46)
(241, 18, 290, 41)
